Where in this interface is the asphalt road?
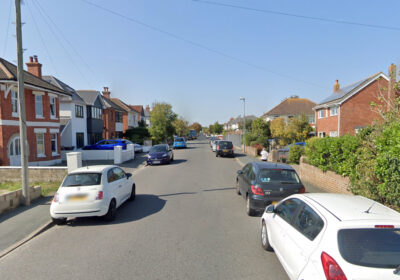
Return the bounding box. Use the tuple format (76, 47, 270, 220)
(0, 138, 289, 280)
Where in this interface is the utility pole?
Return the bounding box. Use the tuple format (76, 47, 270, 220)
(240, 97, 246, 153)
(15, 0, 30, 205)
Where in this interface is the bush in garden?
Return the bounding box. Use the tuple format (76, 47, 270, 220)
(288, 145, 304, 164)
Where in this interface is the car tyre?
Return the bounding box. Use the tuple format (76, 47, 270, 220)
(236, 179, 241, 195)
(246, 195, 255, 216)
(129, 184, 136, 201)
(261, 221, 274, 251)
(52, 217, 67, 225)
(216, 152, 219, 157)
(103, 199, 117, 221)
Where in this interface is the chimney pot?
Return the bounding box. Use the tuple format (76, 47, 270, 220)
(29, 56, 33, 62)
(26, 55, 42, 78)
(33, 55, 38, 63)
(333, 80, 340, 93)
(102, 87, 110, 99)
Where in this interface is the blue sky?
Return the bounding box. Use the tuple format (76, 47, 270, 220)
(1, 0, 400, 126)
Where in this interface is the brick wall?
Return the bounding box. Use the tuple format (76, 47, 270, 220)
(0, 167, 67, 183)
(315, 108, 339, 136)
(103, 108, 116, 139)
(0, 186, 42, 214)
(298, 156, 351, 194)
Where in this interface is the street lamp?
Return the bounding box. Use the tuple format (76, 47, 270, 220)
(240, 97, 246, 153)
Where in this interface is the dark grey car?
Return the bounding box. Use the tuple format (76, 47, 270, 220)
(236, 162, 305, 216)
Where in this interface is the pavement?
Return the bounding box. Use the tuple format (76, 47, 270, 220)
(0, 153, 148, 257)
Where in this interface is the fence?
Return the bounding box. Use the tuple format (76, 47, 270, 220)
(225, 133, 242, 148)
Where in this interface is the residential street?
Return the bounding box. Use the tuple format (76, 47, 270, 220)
(0, 138, 288, 280)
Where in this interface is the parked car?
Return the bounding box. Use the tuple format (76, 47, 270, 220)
(83, 139, 133, 150)
(261, 193, 400, 280)
(215, 140, 234, 157)
(133, 143, 143, 153)
(147, 144, 174, 165)
(209, 136, 219, 147)
(50, 165, 135, 224)
(212, 140, 220, 152)
(236, 162, 305, 216)
(173, 137, 187, 149)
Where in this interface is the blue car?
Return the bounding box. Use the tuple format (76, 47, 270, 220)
(83, 139, 133, 150)
(173, 137, 187, 149)
(147, 144, 174, 165)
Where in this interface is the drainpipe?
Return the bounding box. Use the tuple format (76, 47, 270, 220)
(337, 105, 341, 137)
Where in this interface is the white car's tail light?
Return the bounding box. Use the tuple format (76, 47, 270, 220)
(53, 193, 59, 203)
(321, 252, 347, 280)
(96, 191, 104, 200)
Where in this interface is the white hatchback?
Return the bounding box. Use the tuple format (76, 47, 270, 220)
(50, 165, 135, 224)
(261, 193, 400, 280)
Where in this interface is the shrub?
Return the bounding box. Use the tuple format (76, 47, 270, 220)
(124, 127, 150, 145)
(288, 145, 304, 164)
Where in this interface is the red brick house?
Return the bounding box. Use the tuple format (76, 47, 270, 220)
(129, 105, 145, 123)
(0, 56, 70, 166)
(314, 70, 391, 137)
(101, 87, 126, 139)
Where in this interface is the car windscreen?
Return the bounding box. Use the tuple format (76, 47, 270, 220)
(258, 169, 300, 184)
(150, 145, 167, 153)
(338, 228, 400, 269)
(62, 173, 102, 187)
(175, 138, 184, 142)
(219, 141, 232, 149)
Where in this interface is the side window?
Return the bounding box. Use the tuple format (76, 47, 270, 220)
(114, 168, 126, 180)
(243, 164, 252, 178)
(107, 169, 116, 183)
(275, 198, 302, 224)
(293, 204, 324, 241)
(249, 168, 256, 181)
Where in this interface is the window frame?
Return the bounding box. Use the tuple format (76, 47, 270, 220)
(35, 95, 43, 118)
(330, 106, 338, 116)
(11, 90, 18, 117)
(318, 109, 325, 119)
(75, 105, 84, 118)
(51, 133, 58, 155)
(76, 132, 84, 149)
(49, 96, 57, 119)
(36, 133, 45, 157)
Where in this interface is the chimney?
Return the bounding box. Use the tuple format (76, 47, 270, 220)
(389, 63, 397, 100)
(145, 105, 150, 112)
(102, 87, 110, 99)
(26, 55, 42, 78)
(333, 80, 340, 92)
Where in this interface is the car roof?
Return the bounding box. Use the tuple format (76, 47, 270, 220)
(70, 165, 116, 173)
(251, 161, 295, 170)
(302, 193, 400, 222)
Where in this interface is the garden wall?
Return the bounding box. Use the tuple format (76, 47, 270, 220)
(0, 167, 68, 183)
(0, 186, 42, 214)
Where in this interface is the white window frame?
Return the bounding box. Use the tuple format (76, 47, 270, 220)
(35, 94, 44, 119)
(318, 109, 325, 119)
(49, 96, 57, 119)
(329, 131, 338, 137)
(51, 133, 58, 156)
(11, 90, 18, 117)
(330, 106, 338, 116)
(318, 132, 326, 138)
(308, 116, 315, 124)
(36, 133, 45, 158)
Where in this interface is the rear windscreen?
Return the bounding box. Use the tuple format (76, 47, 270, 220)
(338, 228, 400, 268)
(219, 141, 233, 149)
(175, 138, 184, 142)
(258, 169, 300, 183)
(62, 173, 102, 187)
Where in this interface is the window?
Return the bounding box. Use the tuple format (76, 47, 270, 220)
(308, 116, 314, 124)
(75, 105, 84, 118)
(115, 111, 122, 122)
(318, 109, 325, 119)
(51, 134, 57, 155)
(35, 95, 43, 118)
(76, 133, 84, 149)
(330, 106, 338, 116)
(293, 204, 324, 240)
(36, 133, 45, 157)
(258, 169, 300, 184)
(318, 132, 326, 138)
(50, 97, 56, 118)
(62, 173, 102, 187)
(107, 167, 125, 183)
(11, 90, 18, 116)
(329, 131, 338, 137)
(275, 198, 302, 224)
(91, 107, 102, 119)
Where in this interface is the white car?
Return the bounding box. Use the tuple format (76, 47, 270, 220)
(212, 140, 220, 152)
(50, 165, 135, 224)
(261, 193, 400, 280)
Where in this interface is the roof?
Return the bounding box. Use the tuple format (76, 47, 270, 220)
(252, 161, 295, 170)
(0, 57, 69, 95)
(303, 193, 400, 222)
(227, 115, 257, 125)
(317, 72, 389, 106)
(71, 165, 116, 174)
(101, 96, 125, 112)
(42, 75, 85, 104)
(130, 105, 145, 116)
(263, 97, 316, 117)
(111, 98, 133, 113)
(76, 90, 105, 107)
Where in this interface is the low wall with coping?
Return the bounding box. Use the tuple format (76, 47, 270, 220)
(0, 167, 68, 183)
(0, 186, 42, 214)
(298, 156, 351, 194)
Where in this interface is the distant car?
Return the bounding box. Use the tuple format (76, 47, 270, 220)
(215, 140, 234, 157)
(209, 137, 219, 147)
(173, 137, 187, 149)
(147, 144, 174, 165)
(83, 139, 133, 150)
(50, 165, 135, 224)
(212, 140, 220, 152)
(133, 143, 143, 153)
(261, 193, 400, 280)
(236, 162, 305, 216)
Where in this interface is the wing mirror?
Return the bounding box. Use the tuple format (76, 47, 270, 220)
(237, 170, 243, 175)
(265, 204, 275, 214)
(126, 173, 132, 179)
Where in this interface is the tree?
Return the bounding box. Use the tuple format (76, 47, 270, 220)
(173, 117, 189, 136)
(149, 102, 177, 143)
(251, 118, 270, 138)
(239, 118, 253, 132)
(286, 115, 313, 142)
(270, 118, 288, 144)
(212, 122, 223, 134)
(190, 122, 202, 133)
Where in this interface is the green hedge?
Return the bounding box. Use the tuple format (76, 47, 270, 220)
(288, 145, 304, 164)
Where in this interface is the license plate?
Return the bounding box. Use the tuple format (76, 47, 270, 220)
(68, 195, 88, 201)
(223, 150, 229, 153)
(153, 160, 160, 164)
(271, 201, 277, 205)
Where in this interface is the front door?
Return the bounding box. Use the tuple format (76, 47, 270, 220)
(9, 136, 21, 166)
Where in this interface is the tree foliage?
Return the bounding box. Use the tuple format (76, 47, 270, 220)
(270, 115, 312, 145)
(209, 122, 223, 134)
(173, 117, 189, 137)
(190, 122, 202, 133)
(124, 127, 150, 145)
(149, 102, 177, 143)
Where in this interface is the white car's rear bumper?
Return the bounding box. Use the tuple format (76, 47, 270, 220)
(50, 200, 108, 219)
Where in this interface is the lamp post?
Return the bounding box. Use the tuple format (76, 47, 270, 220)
(240, 97, 246, 153)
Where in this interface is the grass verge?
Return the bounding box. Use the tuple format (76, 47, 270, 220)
(0, 181, 61, 197)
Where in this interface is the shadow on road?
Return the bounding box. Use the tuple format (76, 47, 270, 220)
(65, 194, 166, 226)
(0, 196, 52, 224)
(171, 159, 187, 165)
(232, 153, 247, 158)
(159, 192, 197, 197)
(203, 187, 235, 192)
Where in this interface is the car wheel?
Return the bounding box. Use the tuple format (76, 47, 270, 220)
(103, 199, 117, 221)
(236, 179, 241, 195)
(52, 218, 67, 225)
(216, 152, 218, 157)
(261, 221, 274, 251)
(129, 184, 136, 201)
(246, 195, 255, 216)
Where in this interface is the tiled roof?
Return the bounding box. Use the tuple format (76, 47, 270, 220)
(102, 96, 124, 111)
(76, 90, 103, 106)
(42, 75, 85, 104)
(0, 57, 69, 95)
(318, 72, 387, 105)
(130, 105, 145, 116)
(111, 98, 132, 113)
(263, 98, 316, 117)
